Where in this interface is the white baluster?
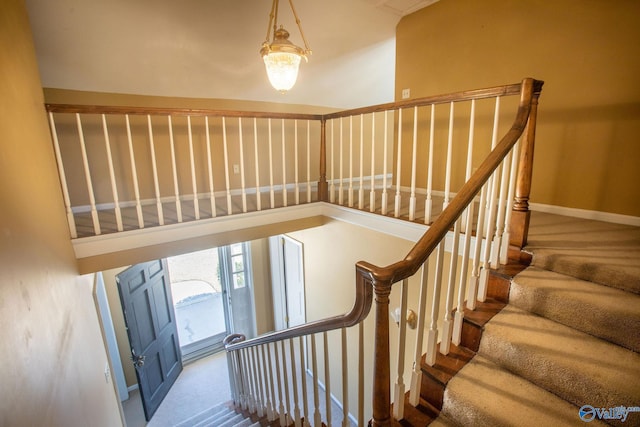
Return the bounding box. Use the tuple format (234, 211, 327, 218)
(294, 120, 300, 205)
(124, 115, 144, 229)
(226, 351, 237, 404)
(289, 339, 301, 427)
(381, 110, 389, 215)
(299, 336, 311, 427)
(146, 115, 164, 225)
(48, 113, 78, 238)
(394, 108, 403, 218)
(443, 102, 455, 210)
(393, 278, 409, 420)
(467, 184, 488, 310)
(358, 114, 365, 209)
(339, 117, 344, 205)
(426, 242, 445, 366)
(478, 97, 502, 301)
(330, 120, 335, 203)
(409, 264, 429, 406)
(341, 328, 349, 427)
(501, 140, 521, 264)
(253, 346, 265, 417)
(204, 117, 217, 218)
(245, 347, 256, 413)
(274, 341, 286, 426)
(369, 112, 376, 212)
(408, 106, 418, 221)
(440, 218, 461, 355)
(311, 334, 322, 426)
(348, 116, 354, 207)
(425, 105, 435, 224)
(254, 118, 262, 211)
(268, 119, 275, 209)
(453, 203, 475, 345)
(100, 114, 123, 231)
(238, 117, 247, 213)
(238, 349, 248, 409)
(222, 117, 233, 214)
(186, 116, 200, 220)
(282, 119, 288, 207)
(280, 340, 291, 426)
(167, 116, 182, 222)
(323, 332, 332, 426)
(461, 99, 476, 231)
(74, 114, 101, 235)
(491, 145, 511, 268)
(306, 120, 312, 203)
(262, 344, 276, 421)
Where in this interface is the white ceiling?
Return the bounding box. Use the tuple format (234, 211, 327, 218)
(26, 0, 437, 109)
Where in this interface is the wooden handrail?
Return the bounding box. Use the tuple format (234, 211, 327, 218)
(322, 82, 524, 120)
(225, 269, 373, 352)
(361, 77, 543, 427)
(46, 81, 524, 121)
(45, 103, 323, 120)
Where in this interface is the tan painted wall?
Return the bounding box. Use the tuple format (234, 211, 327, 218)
(0, 1, 123, 425)
(396, 0, 640, 217)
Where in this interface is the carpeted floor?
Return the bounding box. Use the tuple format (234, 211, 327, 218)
(122, 351, 231, 427)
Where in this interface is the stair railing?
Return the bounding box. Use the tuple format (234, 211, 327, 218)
(225, 78, 542, 426)
(357, 78, 542, 426)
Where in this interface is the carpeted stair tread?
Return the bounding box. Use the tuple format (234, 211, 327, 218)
(510, 266, 640, 352)
(439, 354, 609, 427)
(525, 212, 640, 294)
(478, 305, 640, 411)
(175, 403, 228, 427)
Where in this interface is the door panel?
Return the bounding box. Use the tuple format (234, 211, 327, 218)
(283, 236, 305, 327)
(117, 259, 183, 421)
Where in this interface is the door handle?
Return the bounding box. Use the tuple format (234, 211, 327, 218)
(131, 352, 146, 368)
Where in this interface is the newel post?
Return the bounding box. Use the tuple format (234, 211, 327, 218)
(370, 277, 393, 427)
(510, 86, 542, 248)
(318, 118, 329, 201)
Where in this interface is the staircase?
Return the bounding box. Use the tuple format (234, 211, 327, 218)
(176, 403, 261, 427)
(423, 212, 640, 426)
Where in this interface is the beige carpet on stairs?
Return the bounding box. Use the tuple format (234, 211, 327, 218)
(434, 212, 640, 427)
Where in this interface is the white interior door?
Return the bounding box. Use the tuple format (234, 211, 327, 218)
(270, 235, 306, 329)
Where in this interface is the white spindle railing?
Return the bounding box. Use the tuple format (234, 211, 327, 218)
(48, 79, 540, 426)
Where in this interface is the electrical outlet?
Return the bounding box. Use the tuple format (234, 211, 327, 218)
(233, 164, 240, 174)
(402, 88, 410, 99)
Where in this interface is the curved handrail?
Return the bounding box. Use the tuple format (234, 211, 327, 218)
(356, 77, 543, 286)
(225, 270, 373, 352)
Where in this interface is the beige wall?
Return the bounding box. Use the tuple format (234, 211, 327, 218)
(287, 220, 419, 422)
(396, 0, 640, 217)
(0, 1, 122, 425)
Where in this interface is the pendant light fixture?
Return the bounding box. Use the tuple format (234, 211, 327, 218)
(260, 0, 311, 92)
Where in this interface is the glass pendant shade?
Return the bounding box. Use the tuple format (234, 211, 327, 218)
(263, 51, 302, 92)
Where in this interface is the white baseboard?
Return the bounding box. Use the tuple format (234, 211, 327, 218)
(530, 203, 640, 227)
